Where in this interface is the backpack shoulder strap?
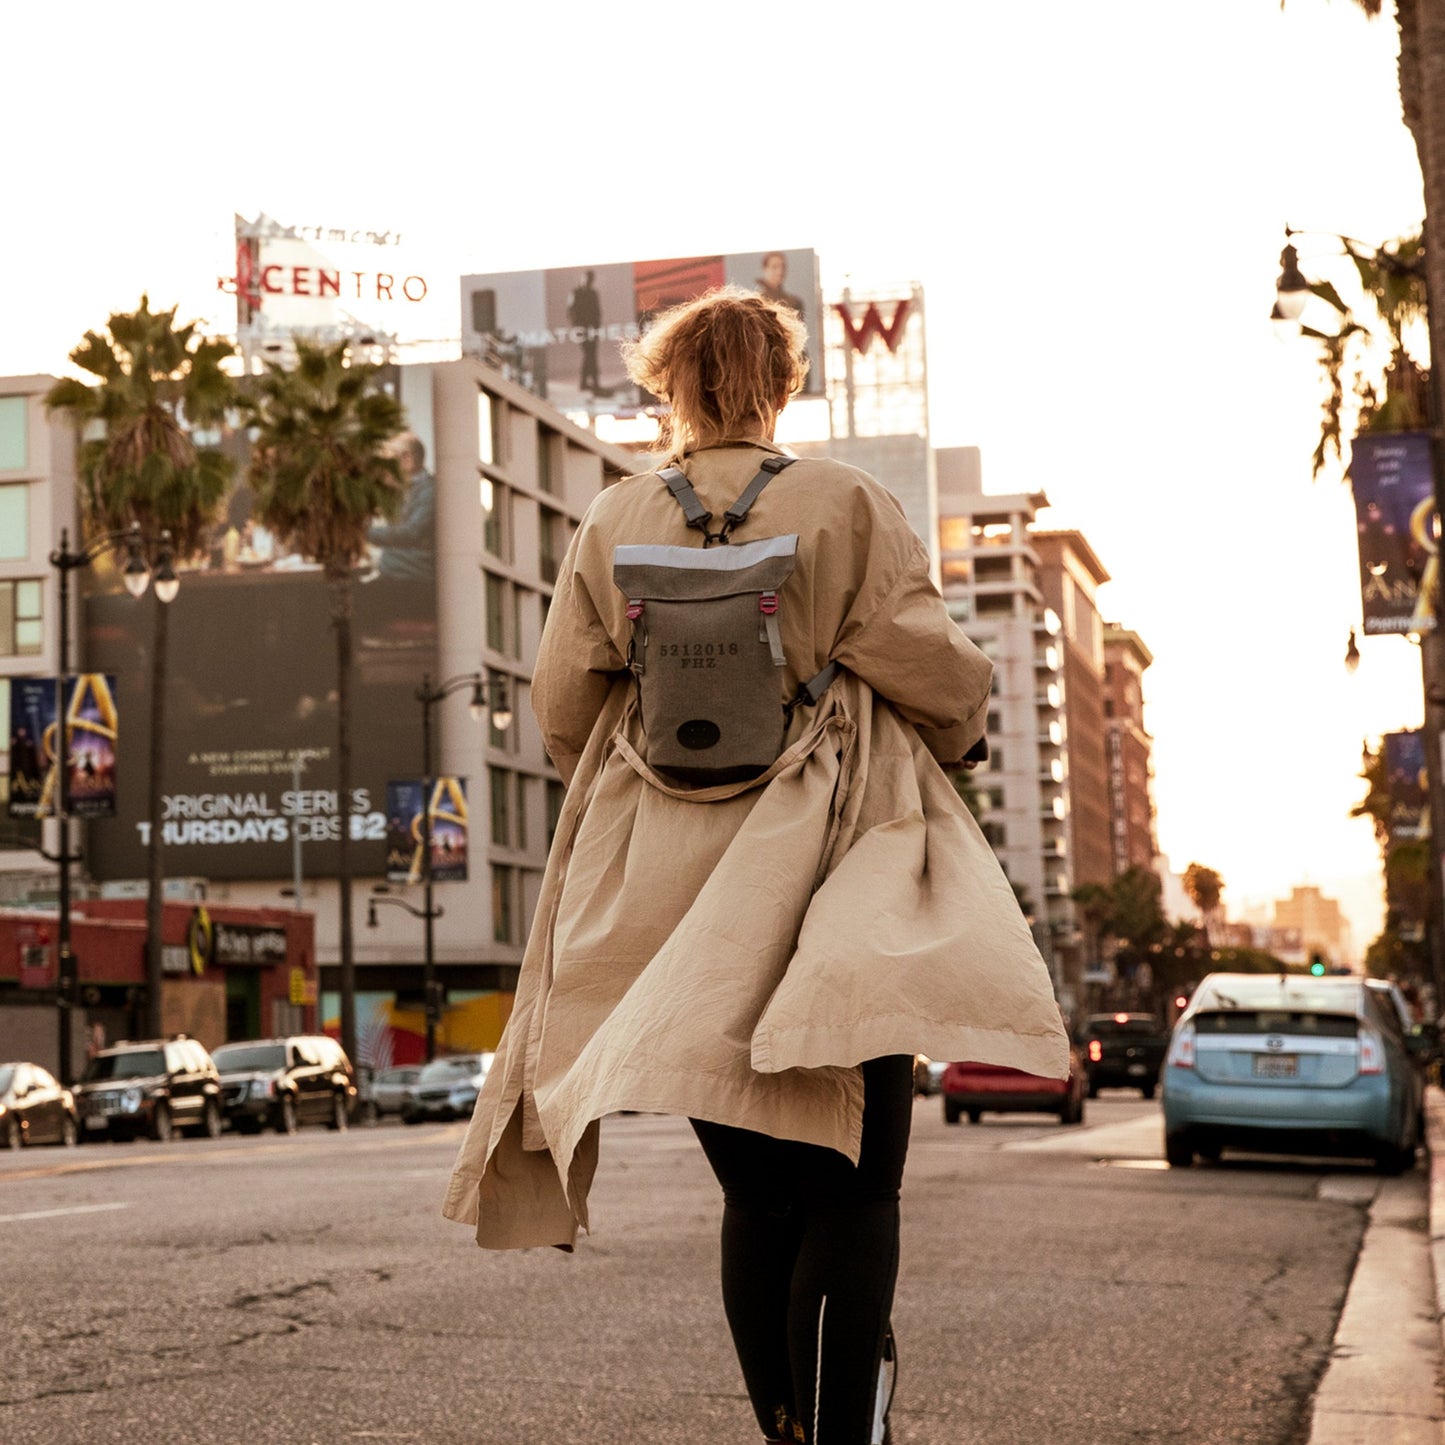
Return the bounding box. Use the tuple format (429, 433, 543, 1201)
(658, 466, 713, 533)
(723, 455, 795, 535)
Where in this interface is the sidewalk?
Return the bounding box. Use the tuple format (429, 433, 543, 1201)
(1306, 1085, 1445, 1443)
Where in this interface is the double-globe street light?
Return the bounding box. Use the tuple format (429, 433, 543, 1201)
(368, 668, 511, 1063)
(1275, 230, 1445, 997)
(48, 522, 177, 1083)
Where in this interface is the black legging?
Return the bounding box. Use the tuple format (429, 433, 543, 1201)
(691, 1055, 914, 1445)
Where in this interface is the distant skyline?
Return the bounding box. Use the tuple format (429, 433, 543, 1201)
(1, 1, 1427, 951)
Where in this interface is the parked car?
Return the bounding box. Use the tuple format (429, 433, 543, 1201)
(0, 1062, 78, 1148)
(1077, 1012, 1170, 1098)
(1162, 972, 1425, 1172)
(72, 1037, 223, 1143)
(912, 1055, 945, 1097)
(941, 1050, 1086, 1126)
(363, 1064, 423, 1119)
(401, 1054, 494, 1124)
(211, 1035, 357, 1134)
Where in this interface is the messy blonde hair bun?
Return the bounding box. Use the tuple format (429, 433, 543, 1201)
(621, 286, 809, 459)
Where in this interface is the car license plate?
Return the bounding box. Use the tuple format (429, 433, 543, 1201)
(1127, 1063, 1147, 1075)
(1253, 1054, 1298, 1078)
(83, 1113, 107, 1129)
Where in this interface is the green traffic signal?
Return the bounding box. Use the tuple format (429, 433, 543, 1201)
(1309, 954, 1326, 976)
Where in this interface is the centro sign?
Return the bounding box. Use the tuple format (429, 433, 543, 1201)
(243, 260, 427, 304)
(223, 211, 431, 345)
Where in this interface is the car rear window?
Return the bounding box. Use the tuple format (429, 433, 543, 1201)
(1193, 1010, 1358, 1037)
(1087, 1018, 1163, 1036)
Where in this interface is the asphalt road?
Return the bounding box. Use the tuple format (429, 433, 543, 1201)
(0, 1094, 1386, 1445)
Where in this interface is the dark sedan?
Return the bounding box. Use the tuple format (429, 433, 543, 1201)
(0, 1062, 78, 1148)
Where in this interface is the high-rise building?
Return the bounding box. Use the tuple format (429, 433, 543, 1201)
(1271, 885, 1354, 968)
(1033, 531, 1114, 893)
(1102, 625, 1158, 876)
(935, 448, 1073, 994)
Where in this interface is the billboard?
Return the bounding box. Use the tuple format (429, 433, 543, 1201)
(1350, 431, 1438, 635)
(385, 777, 469, 885)
(460, 249, 823, 416)
(81, 368, 438, 880)
(220, 213, 434, 352)
(1384, 729, 1429, 841)
(8, 674, 118, 819)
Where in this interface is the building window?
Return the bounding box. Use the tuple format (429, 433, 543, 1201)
(478, 390, 504, 466)
(538, 426, 559, 495)
(981, 820, 1006, 849)
(484, 572, 507, 654)
(483, 482, 512, 561)
(489, 766, 511, 847)
(986, 711, 1001, 734)
(974, 556, 1013, 582)
(0, 484, 26, 559)
(976, 594, 1014, 618)
(515, 773, 529, 851)
(0, 579, 43, 656)
(938, 517, 971, 552)
(539, 505, 565, 584)
(987, 746, 1003, 771)
(492, 864, 515, 943)
(0, 398, 26, 471)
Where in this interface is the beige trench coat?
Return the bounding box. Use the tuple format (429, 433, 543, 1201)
(443, 440, 1069, 1250)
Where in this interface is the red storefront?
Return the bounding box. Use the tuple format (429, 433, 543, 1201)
(0, 901, 316, 1078)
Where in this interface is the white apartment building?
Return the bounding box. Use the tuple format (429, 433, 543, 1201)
(935, 447, 1075, 998)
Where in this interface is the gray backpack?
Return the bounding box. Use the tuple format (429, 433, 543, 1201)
(613, 456, 838, 783)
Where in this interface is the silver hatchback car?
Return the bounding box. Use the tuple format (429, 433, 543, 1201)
(1162, 973, 1424, 1173)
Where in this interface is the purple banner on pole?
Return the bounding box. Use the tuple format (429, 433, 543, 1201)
(6, 674, 117, 819)
(1383, 729, 1429, 842)
(1350, 431, 1438, 635)
(385, 777, 468, 885)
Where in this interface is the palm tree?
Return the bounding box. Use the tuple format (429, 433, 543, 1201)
(45, 296, 235, 1038)
(1182, 862, 1224, 947)
(243, 340, 405, 1066)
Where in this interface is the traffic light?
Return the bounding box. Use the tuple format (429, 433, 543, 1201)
(1309, 952, 1326, 976)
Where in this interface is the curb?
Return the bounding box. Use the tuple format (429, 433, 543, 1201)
(1430, 1083, 1445, 1362)
(1305, 1086, 1445, 1443)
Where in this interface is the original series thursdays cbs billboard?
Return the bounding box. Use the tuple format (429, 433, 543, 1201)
(80, 365, 439, 881)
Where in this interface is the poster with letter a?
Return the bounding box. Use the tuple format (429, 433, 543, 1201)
(385, 777, 468, 885)
(1350, 431, 1437, 635)
(6, 674, 118, 819)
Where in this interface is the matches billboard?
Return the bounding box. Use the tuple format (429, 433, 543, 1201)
(460, 249, 823, 416)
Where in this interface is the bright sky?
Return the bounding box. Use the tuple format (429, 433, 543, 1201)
(3, 2, 1425, 951)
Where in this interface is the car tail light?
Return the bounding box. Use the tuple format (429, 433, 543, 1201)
(1358, 1029, 1384, 1075)
(1166, 1023, 1195, 1069)
(1088, 1040, 1102, 1063)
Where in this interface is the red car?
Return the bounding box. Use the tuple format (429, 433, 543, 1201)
(941, 1051, 1086, 1126)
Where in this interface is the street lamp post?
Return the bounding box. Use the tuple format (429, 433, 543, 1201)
(408, 669, 512, 1062)
(47, 522, 177, 1083)
(1276, 231, 1445, 1000)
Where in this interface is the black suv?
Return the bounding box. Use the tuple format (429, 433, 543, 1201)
(211, 1035, 356, 1134)
(1077, 1013, 1171, 1098)
(73, 1037, 223, 1143)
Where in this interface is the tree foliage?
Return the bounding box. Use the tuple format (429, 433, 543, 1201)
(243, 340, 405, 578)
(1182, 862, 1224, 919)
(44, 294, 236, 557)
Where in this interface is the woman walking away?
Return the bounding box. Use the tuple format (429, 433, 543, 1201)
(444, 286, 1067, 1444)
